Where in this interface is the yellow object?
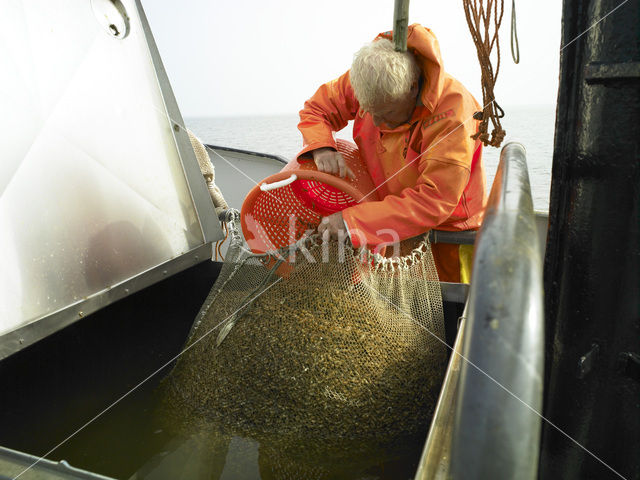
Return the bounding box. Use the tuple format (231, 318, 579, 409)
(459, 244, 474, 284)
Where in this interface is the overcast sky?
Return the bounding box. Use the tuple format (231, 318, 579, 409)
(142, 0, 562, 117)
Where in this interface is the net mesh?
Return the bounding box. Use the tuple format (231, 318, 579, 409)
(160, 210, 447, 450)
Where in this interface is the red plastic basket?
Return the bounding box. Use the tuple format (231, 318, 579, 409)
(241, 140, 378, 254)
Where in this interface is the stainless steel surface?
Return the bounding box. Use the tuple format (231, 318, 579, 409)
(135, 0, 222, 246)
(0, 445, 116, 480)
(451, 142, 544, 479)
(439, 282, 469, 304)
(415, 308, 467, 480)
(0, 0, 222, 356)
(415, 148, 548, 480)
(91, 0, 130, 39)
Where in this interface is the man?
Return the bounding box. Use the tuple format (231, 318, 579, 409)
(296, 24, 486, 282)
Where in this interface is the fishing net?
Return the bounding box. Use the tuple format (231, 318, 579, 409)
(159, 209, 447, 449)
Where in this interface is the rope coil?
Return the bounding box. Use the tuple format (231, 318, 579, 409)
(463, 0, 507, 147)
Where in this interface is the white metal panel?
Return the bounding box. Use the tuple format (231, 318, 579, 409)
(0, 0, 222, 344)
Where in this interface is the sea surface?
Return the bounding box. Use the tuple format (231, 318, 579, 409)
(187, 105, 556, 212)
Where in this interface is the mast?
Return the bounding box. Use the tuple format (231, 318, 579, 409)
(393, 0, 410, 52)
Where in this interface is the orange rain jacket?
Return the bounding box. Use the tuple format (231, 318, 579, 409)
(296, 24, 487, 248)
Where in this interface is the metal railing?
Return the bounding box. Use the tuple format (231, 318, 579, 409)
(416, 142, 545, 479)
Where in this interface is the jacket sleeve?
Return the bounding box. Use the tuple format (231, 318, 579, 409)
(296, 71, 360, 160)
(342, 104, 479, 247)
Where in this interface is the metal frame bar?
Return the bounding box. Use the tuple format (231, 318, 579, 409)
(416, 142, 545, 479)
(0, 445, 116, 479)
(205, 144, 289, 165)
(450, 142, 544, 479)
(429, 230, 476, 245)
(415, 304, 468, 480)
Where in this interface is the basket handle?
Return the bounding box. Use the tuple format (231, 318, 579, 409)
(260, 174, 297, 191)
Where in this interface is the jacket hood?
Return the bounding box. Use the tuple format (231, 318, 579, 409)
(375, 24, 445, 112)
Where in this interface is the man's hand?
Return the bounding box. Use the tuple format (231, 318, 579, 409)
(317, 212, 348, 241)
(312, 148, 355, 179)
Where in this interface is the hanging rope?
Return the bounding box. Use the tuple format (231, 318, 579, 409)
(511, 0, 520, 64)
(463, 0, 507, 147)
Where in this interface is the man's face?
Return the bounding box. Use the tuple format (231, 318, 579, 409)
(367, 82, 420, 129)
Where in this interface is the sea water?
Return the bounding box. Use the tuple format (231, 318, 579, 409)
(187, 105, 556, 212)
(50, 372, 425, 479)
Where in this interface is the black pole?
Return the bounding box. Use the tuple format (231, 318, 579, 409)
(541, 0, 640, 478)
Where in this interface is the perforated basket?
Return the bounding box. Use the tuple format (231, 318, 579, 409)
(241, 140, 378, 254)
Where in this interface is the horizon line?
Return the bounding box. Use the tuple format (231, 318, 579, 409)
(183, 104, 557, 120)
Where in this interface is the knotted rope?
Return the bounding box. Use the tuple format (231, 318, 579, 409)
(463, 0, 507, 147)
(187, 129, 231, 260)
(187, 129, 229, 215)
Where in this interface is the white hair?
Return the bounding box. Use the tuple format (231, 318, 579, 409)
(350, 38, 421, 110)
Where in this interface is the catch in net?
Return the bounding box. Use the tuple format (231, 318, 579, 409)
(159, 208, 447, 454)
